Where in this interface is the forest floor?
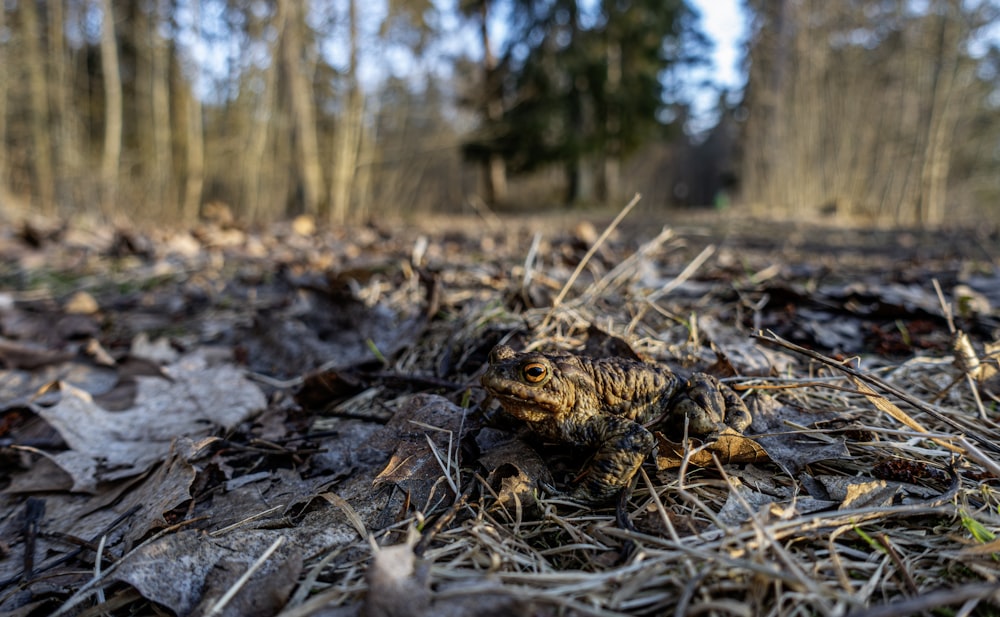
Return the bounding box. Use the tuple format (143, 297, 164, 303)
(1, 206, 1000, 616)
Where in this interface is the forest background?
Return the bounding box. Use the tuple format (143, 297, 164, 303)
(1, 0, 999, 228)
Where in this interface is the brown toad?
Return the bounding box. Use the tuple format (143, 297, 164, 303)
(481, 344, 752, 503)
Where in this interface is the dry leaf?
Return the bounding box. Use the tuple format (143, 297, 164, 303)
(32, 350, 265, 491)
(372, 395, 469, 509)
(655, 428, 769, 470)
(815, 475, 899, 510)
(476, 428, 552, 507)
(64, 291, 99, 315)
(114, 529, 302, 617)
(746, 394, 852, 477)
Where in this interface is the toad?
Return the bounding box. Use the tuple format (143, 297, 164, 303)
(481, 344, 752, 503)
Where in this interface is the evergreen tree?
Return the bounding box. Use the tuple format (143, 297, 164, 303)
(465, 0, 706, 204)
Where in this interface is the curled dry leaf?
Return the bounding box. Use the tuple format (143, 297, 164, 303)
(655, 427, 769, 470)
(362, 537, 431, 617)
(814, 475, 900, 510)
(476, 427, 552, 507)
(64, 291, 99, 315)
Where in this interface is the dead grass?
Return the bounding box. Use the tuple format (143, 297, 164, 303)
(3, 208, 999, 616)
(276, 205, 1000, 616)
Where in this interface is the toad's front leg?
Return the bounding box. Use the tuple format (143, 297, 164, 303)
(670, 373, 752, 435)
(564, 415, 655, 504)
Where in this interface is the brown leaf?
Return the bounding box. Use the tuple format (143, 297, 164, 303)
(476, 428, 552, 507)
(64, 291, 99, 315)
(372, 395, 469, 509)
(295, 366, 366, 410)
(655, 427, 769, 470)
(815, 475, 899, 510)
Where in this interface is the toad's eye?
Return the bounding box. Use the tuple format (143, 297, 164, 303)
(522, 362, 548, 383)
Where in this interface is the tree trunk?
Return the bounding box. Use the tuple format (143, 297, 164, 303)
(20, 0, 55, 212)
(0, 2, 8, 202)
(281, 0, 325, 216)
(916, 3, 961, 227)
(181, 0, 204, 223)
(479, 1, 506, 205)
(601, 41, 622, 204)
(182, 79, 204, 224)
(329, 0, 363, 224)
(99, 0, 123, 215)
(48, 0, 73, 204)
(242, 0, 286, 221)
(152, 1, 173, 217)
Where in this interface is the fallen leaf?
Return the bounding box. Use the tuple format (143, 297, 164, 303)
(746, 394, 852, 477)
(190, 546, 302, 617)
(655, 428, 769, 470)
(716, 478, 780, 526)
(114, 529, 302, 617)
(0, 338, 73, 370)
(476, 428, 552, 507)
(363, 535, 431, 617)
(0, 361, 118, 411)
(32, 350, 265, 491)
(64, 291, 99, 315)
(814, 475, 899, 510)
(372, 395, 470, 510)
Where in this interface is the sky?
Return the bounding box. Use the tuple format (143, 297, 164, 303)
(176, 0, 751, 134)
(690, 0, 747, 92)
(687, 0, 749, 132)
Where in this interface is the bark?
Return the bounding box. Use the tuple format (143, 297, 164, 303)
(20, 0, 55, 212)
(48, 0, 75, 198)
(281, 0, 325, 216)
(99, 0, 123, 214)
(478, 1, 507, 205)
(181, 0, 204, 223)
(151, 1, 173, 216)
(329, 0, 363, 224)
(0, 2, 8, 201)
(916, 3, 962, 227)
(243, 1, 286, 221)
(182, 77, 205, 224)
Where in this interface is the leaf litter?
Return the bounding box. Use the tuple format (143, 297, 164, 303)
(0, 211, 999, 615)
